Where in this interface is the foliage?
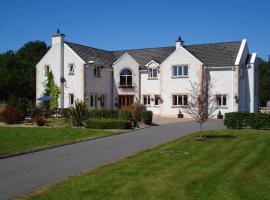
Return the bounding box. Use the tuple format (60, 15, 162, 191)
(0, 106, 24, 124)
(141, 110, 153, 125)
(0, 41, 49, 111)
(182, 71, 217, 137)
(224, 112, 270, 129)
(87, 109, 133, 121)
(31, 107, 44, 119)
(35, 116, 47, 126)
(258, 58, 270, 106)
(66, 100, 89, 127)
(131, 103, 146, 122)
(85, 119, 132, 129)
(118, 110, 133, 121)
(43, 71, 60, 111)
(61, 108, 71, 118)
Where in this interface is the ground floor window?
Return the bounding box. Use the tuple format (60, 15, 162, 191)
(143, 95, 151, 105)
(172, 94, 188, 106)
(69, 94, 74, 106)
(90, 94, 106, 108)
(216, 95, 227, 106)
(154, 95, 161, 106)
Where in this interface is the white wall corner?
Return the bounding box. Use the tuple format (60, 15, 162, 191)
(235, 39, 247, 66)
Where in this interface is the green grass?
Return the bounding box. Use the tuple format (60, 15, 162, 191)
(22, 129, 270, 200)
(47, 118, 70, 127)
(0, 127, 113, 157)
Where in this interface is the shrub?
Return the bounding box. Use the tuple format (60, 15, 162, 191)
(224, 112, 270, 129)
(61, 108, 70, 118)
(131, 103, 146, 122)
(66, 100, 89, 127)
(118, 110, 133, 121)
(141, 110, 153, 125)
(88, 109, 119, 119)
(1, 106, 24, 124)
(85, 119, 132, 129)
(31, 107, 44, 118)
(35, 115, 47, 126)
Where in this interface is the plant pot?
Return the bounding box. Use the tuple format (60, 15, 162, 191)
(217, 115, 223, 119)
(178, 114, 184, 118)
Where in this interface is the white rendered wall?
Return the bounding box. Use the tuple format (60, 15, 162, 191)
(159, 46, 203, 117)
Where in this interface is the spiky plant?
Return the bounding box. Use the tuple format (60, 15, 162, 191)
(67, 100, 89, 127)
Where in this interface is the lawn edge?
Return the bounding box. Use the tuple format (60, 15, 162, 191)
(0, 125, 151, 160)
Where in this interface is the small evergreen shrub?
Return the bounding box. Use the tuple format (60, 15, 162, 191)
(141, 110, 153, 125)
(1, 106, 24, 124)
(118, 110, 133, 121)
(62, 108, 70, 118)
(85, 119, 132, 129)
(35, 115, 47, 126)
(224, 112, 270, 129)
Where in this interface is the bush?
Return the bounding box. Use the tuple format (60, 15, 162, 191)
(141, 110, 153, 125)
(224, 112, 270, 129)
(66, 101, 89, 127)
(35, 115, 47, 126)
(31, 107, 44, 118)
(61, 108, 70, 118)
(88, 109, 119, 119)
(118, 110, 133, 121)
(85, 119, 132, 129)
(1, 106, 24, 124)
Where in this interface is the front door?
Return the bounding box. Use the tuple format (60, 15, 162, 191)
(118, 95, 134, 109)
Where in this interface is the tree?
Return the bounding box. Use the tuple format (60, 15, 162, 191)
(258, 58, 270, 106)
(182, 70, 217, 138)
(43, 71, 60, 111)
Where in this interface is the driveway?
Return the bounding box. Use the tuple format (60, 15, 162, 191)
(0, 120, 225, 199)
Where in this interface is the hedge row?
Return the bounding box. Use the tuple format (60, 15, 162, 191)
(87, 109, 133, 121)
(85, 119, 132, 129)
(224, 112, 270, 129)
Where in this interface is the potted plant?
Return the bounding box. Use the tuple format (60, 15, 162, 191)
(217, 110, 223, 119)
(178, 109, 184, 118)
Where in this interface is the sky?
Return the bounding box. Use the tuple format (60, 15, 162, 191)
(0, 0, 269, 60)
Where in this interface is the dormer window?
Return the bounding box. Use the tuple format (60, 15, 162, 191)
(93, 66, 101, 77)
(68, 64, 75, 75)
(172, 65, 188, 77)
(148, 68, 158, 79)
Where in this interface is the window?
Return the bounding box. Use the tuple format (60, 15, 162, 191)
(100, 95, 105, 108)
(120, 69, 133, 87)
(45, 65, 50, 75)
(148, 68, 158, 78)
(90, 94, 98, 108)
(69, 94, 74, 106)
(143, 95, 151, 105)
(69, 64, 74, 75)
(93, 67, 101, 77)
(216, 95, 227, 106)
(172, 95, 188, 106)
(172, 65, 188, 77)
(154, 95, 161, 106)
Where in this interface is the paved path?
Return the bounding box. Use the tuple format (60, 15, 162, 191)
(0, 120, 225, 199)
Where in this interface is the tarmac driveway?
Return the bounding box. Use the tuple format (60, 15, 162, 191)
(0, 120, 225, 199)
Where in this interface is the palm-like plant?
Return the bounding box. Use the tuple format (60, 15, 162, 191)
(67, 100, 89, 127)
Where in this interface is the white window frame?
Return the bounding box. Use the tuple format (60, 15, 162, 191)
(172, 94, 188, 106)
(148, 67, 158, 79)
(93, 66, 101, 77)
(69, 93, 74, 106)
(68, 63, 75, 75)
(216, 94, 227, 107)
(143, 95, 151, 106)
(172, 65, 189, 78)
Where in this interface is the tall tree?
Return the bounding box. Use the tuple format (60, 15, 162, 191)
(258, 58, 270, 106)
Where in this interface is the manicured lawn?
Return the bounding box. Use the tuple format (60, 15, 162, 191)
(23, 129, 270, 200)
(0, 127, 113, 157)
(47, 118, 70, 127)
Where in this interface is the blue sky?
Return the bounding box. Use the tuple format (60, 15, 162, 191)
(1, 0, 269, 60)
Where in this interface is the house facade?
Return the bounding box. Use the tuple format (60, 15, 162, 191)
(36, 32, 259, 117)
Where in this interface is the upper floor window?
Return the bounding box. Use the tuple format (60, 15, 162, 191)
(172, 94, 188, 106)
(148, 68, 158, 79)
(143, 95, 151, 105)
(172, 65, 188, 77)
(69, 64, 75, 75)
(120, 69, 132, 87)
(45, 65, 50, 75)
(93, 66, 101, 77)
(216, 95, 227, 107)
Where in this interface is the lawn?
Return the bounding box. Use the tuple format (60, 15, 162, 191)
(0, 127, 113, 157)
(21, 129, 270, 200)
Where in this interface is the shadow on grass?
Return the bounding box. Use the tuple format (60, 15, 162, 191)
(204, 135, 235, 139)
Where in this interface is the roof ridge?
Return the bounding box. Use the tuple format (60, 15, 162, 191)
(113, 46, 175, 53)
(65, 41, 112, 53)
(185, 40, 242, 47)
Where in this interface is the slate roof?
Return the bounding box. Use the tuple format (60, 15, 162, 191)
(65, 41, 242, 68)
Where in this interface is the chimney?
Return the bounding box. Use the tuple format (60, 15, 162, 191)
(52, 29, 65, 108)
(176, 36, 184, 49)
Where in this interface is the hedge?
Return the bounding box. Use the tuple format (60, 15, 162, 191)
(224, 112, 270, 129)
(88, 109, 133, 121)
(85, 119, 132, 129)
(141, 110, 153, 125)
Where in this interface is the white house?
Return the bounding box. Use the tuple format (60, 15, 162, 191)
(36, 31, 259, 117)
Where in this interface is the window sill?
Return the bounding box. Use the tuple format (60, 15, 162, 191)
(147, 77, 158, 80)
(154, 105, 160, 108)
(171, 76, 189, 79)
(93, 75, 101, 78)
(217, 106, 228, 109)
(171, 105, 187, 108)
(69, 73, 75, 75)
